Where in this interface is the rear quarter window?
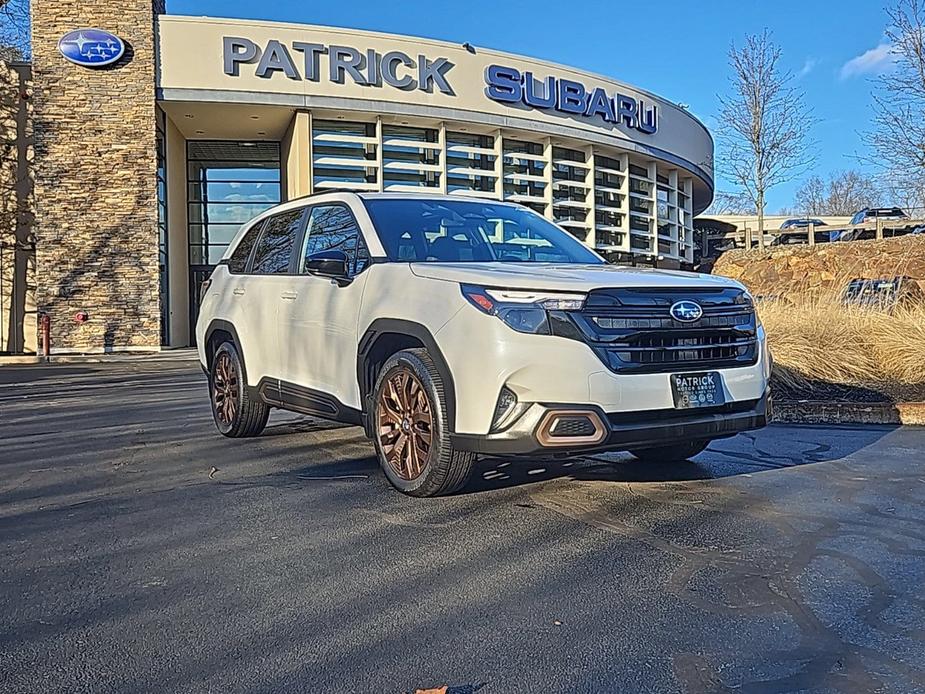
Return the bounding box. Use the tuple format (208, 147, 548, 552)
(227, 221, 264, 273)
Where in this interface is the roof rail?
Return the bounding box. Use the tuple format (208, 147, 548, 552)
(287, 189, 359, 203)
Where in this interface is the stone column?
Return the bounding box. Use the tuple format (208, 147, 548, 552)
(31, 0, 165, 353)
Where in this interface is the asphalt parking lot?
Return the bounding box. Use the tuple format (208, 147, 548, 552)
(1, 360, 925, 693)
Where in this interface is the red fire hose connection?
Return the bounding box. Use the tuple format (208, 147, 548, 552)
(40, 313, 50, 360)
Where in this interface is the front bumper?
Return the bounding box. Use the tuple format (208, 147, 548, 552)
(451, 390, 770, 457)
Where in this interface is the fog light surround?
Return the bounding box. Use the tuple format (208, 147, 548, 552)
(535, 409, 607, 447)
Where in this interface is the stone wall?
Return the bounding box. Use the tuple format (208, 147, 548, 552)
(712, 235, 925, 299)
(32, 0, 165, 352)
(0, 60, 35, 354)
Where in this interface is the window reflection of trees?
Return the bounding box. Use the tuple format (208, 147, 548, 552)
(303, 206, 369, 275)
(252, 210, 302, 274)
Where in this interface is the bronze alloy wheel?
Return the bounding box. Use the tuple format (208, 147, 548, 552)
(212, 350, 240, 425)
(377, 367, 434, 481)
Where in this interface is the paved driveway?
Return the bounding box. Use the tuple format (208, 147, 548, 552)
(1, 361, 924, 693)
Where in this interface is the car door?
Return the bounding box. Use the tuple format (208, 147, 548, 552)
(200, 218, 263, 349)
(278, 203, 372, 411)
(238, 206, 307, 384)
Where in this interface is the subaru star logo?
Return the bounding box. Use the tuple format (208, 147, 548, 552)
(58, 29, 125, 68)
(669, 300, 703, 322)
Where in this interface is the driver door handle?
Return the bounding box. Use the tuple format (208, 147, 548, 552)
(232, 287, 245, 296)
(280, 291, 298, 301)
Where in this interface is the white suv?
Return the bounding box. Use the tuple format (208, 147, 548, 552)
(197, 192, 770, 496)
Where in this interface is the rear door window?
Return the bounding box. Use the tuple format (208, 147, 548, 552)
(227, 220, 264, 273)
(250, 208, 305, 274)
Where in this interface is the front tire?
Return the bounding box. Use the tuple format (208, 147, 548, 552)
(210, 341, 269, 438)
(629, 440, 710, 463)
(372, 348, 476, 497)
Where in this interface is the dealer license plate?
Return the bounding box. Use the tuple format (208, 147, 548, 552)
(670, 371, 725, 409)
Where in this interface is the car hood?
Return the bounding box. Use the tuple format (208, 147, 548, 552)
(408, 262, 741, 292)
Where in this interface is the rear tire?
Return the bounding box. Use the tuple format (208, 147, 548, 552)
(209, 341, 269, 438)
(372, 348, 476, 497)
(629, 440, 710, 463)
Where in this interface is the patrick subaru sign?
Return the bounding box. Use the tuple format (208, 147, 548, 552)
(217, 36, 659, 135)
(222, 37, 455, 95)
(485, 64, 658, 135)
(58, 29, 125, 67)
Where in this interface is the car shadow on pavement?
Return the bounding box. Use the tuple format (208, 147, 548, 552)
(258, 417, 900, 497)
(457, 423, 901, 495)
(260, 418, 356, 437)
(461, 456, 710, 495)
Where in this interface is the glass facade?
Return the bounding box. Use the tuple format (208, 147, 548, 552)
(187, 141, 282, 266)
(301, 118, 696, 263)
(311, 120, 378, 191)
(381, 125, 440, 191)
(155, 109, 169, 346)
(446, 131, 496, 195)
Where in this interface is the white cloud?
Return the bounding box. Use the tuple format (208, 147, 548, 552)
(840, 43, 898, 79)
(798, 58, 817, 78)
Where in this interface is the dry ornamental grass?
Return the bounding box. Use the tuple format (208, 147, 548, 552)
(758, 289, 925, 398)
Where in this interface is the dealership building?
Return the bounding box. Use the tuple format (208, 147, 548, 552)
(0, 1, 714, 354)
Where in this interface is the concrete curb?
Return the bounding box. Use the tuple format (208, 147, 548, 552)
(774, 401, 925, 426)
(0, 350, 198, 366)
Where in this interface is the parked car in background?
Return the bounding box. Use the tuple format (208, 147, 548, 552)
(832, 207, 909, 242)
(779, 218, 826, 230)
(771, 219, 829, 246)
(849, 207, 908, 226)
(770, 231, 830, 246)
(842, 276, 925, 311)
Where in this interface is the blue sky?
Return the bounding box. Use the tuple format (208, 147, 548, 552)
(166, 0, 897, 211)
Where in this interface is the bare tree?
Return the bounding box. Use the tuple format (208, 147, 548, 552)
(703, 190, 755, 216)
(795, 170, 881, 216)
(716, 30, 816, 247)
(0, 0, 29, 62)
(864, 0, 925, 205)
(794, 175, 826, 215)
(882, 176, 925, 211)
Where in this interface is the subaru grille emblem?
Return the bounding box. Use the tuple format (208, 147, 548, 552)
(670, 300, 703, 323)
(58, 29, 126, 68)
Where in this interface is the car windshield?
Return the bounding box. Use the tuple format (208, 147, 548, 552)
(362, 198, 605, 264)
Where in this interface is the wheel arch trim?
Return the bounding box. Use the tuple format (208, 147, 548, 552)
(203, 319, 243, 373)
(357, 318, 458, 434)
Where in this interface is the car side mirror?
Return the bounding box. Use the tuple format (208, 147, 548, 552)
(304, 249, 349, 280)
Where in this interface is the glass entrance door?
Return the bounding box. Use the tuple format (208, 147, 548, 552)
(186, 141, 281, 342)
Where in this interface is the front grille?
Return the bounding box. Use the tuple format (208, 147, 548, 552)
(554, 287, 759, 374)
(621, 333, 753, 366)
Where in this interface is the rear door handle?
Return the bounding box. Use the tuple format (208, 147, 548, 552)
(280, 291, 298, 301)
(232, 287, 245, 296)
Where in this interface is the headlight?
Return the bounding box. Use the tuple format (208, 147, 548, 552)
(461, 285, 586, 334)
(733, 288, 761, 327)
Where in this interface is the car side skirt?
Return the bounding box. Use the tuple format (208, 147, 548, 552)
(251, 377, 363, 426)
